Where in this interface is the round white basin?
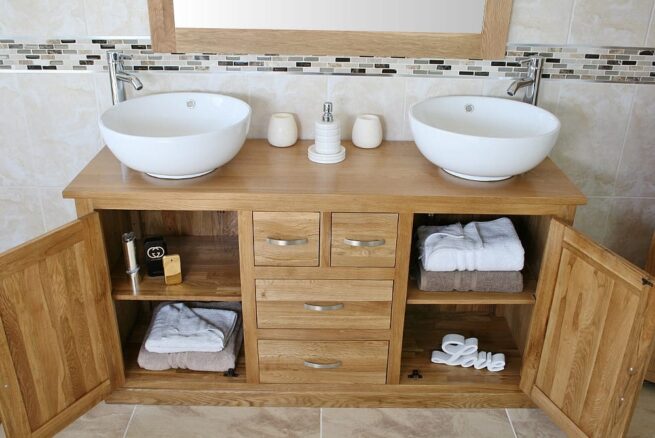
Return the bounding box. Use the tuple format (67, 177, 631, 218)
(100, 92, 251, 179)
(409, 96, 561, 181)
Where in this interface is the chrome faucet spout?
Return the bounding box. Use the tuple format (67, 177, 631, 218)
(507, 79, 534, 97)
(506, 57, 543, 105)
(107, 51, 143, 105)
(116, 71, 144, 91)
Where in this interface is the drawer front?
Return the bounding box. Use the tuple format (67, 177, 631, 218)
(255, 279, 393, 329)
(253, 212, 320, 267)
(331, 213, 398, 267)
(258, 340, 389, 384)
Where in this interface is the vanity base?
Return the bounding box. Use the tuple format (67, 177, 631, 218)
(106, 385, 533, 409)
(442, 168, 513, 182)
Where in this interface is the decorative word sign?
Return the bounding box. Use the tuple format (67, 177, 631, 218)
(431, 334, 506, 372)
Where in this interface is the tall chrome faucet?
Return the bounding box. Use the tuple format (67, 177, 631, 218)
(507, 57, 543, 106)
(107, 51, 143, 105)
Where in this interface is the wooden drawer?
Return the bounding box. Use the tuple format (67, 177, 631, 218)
(258, 340, 389, 384)
(253, 212, 320, 266)
(331, 213, 398, 267)
(255, 279, 393, 329)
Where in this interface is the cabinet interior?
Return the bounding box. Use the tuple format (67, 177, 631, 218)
(400, 213, 552, 389)
(99, 209, 247, 387)
(98, 209, 551, 393)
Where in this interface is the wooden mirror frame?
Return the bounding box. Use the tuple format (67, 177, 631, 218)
(148, 0, 512, 59)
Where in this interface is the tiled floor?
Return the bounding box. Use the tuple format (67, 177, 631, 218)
(1, 383, 653, 437)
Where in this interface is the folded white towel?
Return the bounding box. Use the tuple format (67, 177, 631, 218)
(145, 302, 238, 354)
(419, 218, 524, 272)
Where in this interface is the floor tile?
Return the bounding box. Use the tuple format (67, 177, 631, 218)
(125, 406, 319, 438)
(628, 382, 655, 438)
(56, 402, 135, 438)
(507, 409, 566, 438)
(321, 408, 515, 438)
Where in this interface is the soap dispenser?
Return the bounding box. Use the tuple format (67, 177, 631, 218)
(308, 101, 346, 164)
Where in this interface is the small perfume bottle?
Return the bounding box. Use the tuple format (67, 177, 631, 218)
(308, 102, 346, 164)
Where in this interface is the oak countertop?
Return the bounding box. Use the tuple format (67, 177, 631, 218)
(63, 140, 586, 214)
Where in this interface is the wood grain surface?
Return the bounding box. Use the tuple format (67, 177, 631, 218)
(0, 214, 121, 438)
(63, 141, 586, 214)
(521, 220, 655, 437)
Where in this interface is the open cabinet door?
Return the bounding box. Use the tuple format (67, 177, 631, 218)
(520, 219, 655, 438)
(646, 232, 655, 383)
(0, 213, 123, 438)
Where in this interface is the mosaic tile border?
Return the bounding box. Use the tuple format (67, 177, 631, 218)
(0, 38, 654, 83)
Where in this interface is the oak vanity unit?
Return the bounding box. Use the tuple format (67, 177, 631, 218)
(0, 140, 654, 438)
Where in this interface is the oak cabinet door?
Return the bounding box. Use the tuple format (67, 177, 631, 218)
(521, 220, 655, 438)
(0, 213, 122, 438)
(646, 233, 655, 383)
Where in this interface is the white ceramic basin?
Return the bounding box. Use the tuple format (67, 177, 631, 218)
(100, 92, 251, 179)
(409, 96, 560, 181)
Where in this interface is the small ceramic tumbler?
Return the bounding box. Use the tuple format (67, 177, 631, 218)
(352, 114, 383, 149)
(267, 113, 298, 147)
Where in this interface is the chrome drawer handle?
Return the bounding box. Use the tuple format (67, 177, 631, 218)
(344, 238, 385, 247)
(303, 360, 342, 369)
(304, 303, 344, 312)
(266, 237, 308, 246)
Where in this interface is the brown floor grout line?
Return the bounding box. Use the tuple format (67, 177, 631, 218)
(121, 405, 137, 438)
(505, 409, 519, 438)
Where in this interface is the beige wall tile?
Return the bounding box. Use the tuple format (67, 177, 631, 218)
(0, 188, 45, 253)
(328, 76, 406, 141)
(603, 197, 655, 266)
(18, 74, 104, 188)
(508, 0, 575, 44)
(481, 78, 560, 113)
(549, 82, 634, 196)
(125, 406, 319, 438)
(506, 409, 566, 437)
(249, 74, 328, 140)
(57, 402, 135, 438)
(0, 0, 87, 36)
(647, 6, 655, 46)
(568, 0, 655, 46)
(39, 188, 77, 231)
(628, 383, 655, 438)
(0, 74, 35, 187)
(322, 408, 515, 438)
(573, 197, 612, 242)
(93, 73, 114, 115)
(127, 72, 251, 111)
(83, 0, 150, 36)
(614, 86, 655, 197)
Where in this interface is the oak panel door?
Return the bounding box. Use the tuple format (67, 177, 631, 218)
(0, 213, 123, 438)
(521, 220, 655, 438)
(646, 232, 655, 383)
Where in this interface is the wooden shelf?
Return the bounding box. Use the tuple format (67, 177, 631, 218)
(122, 321, 247, 388)
(112, 236, 241, 302)
(406, 275, 536, 305)
(400, 308, 522, 388)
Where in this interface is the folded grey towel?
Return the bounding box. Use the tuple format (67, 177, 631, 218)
(418, 265, 523, 292)
(137, 301, 243, 372)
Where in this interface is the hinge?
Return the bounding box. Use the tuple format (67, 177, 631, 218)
(643, 278, 654, 287)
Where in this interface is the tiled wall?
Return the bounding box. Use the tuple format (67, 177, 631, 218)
(1, 0, 654, 266)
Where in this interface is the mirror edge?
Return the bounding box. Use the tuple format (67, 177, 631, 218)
(148, 0, 512, 59)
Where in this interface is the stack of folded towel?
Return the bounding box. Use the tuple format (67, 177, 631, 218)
(138, 301, 243, 372)
(417, 217, 525, 293)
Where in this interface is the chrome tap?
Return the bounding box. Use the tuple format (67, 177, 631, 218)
(107, 51, 143, 105)
(507, 57, 543, 106)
